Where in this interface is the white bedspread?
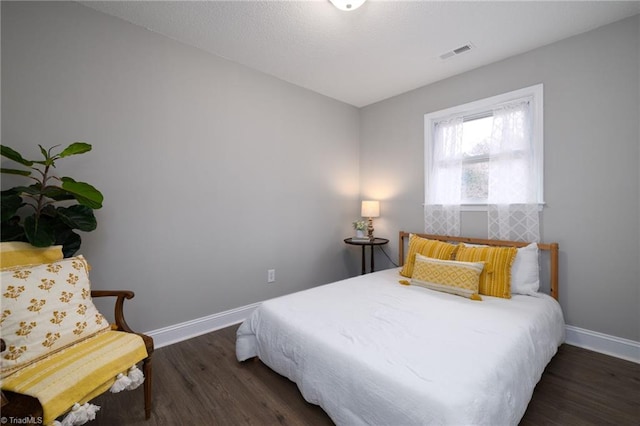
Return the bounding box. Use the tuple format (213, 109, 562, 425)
(236, 268, 564, 425)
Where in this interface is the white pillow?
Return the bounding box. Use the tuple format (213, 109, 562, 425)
(511, 243, 540, 295)
(452, 242, 540, 295)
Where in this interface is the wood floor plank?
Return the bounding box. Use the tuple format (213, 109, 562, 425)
(519, 344, 639, 425)
(88, 325, 639, 425)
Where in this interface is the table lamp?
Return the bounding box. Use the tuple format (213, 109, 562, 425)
(361, 200, 380, 240)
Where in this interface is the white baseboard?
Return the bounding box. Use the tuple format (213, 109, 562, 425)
(565, 325, 640, 364)
(145, 302, 640, 364)
(146, 302, 260, 349)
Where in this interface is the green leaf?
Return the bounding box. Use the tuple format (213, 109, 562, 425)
(1, 191, 24, 222)
(42, 186, 75, 202)
(54, 228, 81, 258)
(37, 145, 57, 166)
(13, 185, 43, 196)
(64, 238, 81, 257)
(1, 167, 32, 176)
(61, 177, 103, 209)
(0, 145, 34, 166)
(59, 142, 92, 158)
(56, 205, 97, 232)
(24, 215, 56, 247)
(0, 219, 26, 242)
(38, 145, 49, 159)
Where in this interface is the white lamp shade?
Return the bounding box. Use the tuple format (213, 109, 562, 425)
(329, 0, 367, 12)
(361, 200, 380, 218)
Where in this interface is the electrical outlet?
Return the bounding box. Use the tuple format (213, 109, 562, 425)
(267, 269, 275, 283)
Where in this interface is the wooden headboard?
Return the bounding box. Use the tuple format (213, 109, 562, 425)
(398, 231, 559, 301)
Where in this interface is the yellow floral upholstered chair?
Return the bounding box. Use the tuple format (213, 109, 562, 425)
(0, 242, 154, 425)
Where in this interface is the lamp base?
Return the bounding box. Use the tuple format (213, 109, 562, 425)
(367, 217, 374, 240)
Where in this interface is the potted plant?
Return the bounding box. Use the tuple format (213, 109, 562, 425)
(353, 220, 367, 238)
(1, 143, 103, 257)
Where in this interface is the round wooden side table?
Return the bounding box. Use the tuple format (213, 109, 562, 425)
(344, 237, 389, 275)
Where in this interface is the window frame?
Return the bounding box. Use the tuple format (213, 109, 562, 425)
(424, 84, 544, 211)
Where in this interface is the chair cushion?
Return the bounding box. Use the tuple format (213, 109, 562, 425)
(1, 331, 148, 425)
(1, 256, 110, 377)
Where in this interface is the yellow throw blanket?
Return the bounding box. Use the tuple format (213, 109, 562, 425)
(1, 331, 148, 425)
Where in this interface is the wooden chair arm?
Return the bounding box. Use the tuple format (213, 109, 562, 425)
(91, 290, 155, 355)
(91, 290, 136, 334)
(0, 340, 6, 405)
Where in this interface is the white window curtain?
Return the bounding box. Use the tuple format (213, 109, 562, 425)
(424, 116, 463, 236)
(487, 100, 540, 242)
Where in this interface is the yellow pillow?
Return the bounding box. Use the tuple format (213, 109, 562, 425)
(455, 244, 518, 299)
(400, 234, 458, 277)
(411, 254, 484, 300)
(0, 242, 63, 269)
(1, 256, 110, 378)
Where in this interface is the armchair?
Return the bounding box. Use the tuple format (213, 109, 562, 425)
(1, 245, 154, 425)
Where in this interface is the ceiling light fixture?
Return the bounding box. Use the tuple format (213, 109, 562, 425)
(329, 0, 366, 12)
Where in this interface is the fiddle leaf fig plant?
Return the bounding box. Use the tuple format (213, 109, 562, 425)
(0, 143, 103, 257)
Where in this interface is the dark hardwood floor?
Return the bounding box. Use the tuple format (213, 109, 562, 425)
(90, 325, 639, 425)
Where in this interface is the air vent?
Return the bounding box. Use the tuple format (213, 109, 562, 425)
(439, 43, 474, 60)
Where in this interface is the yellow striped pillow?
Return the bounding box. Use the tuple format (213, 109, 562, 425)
(411, 254, 484, 300)
(0, 242, 63, 269)
(455, 244, 518, 299)
(400, 234, 459, 278)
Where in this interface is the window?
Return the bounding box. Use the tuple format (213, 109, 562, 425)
(460, 113, 492, 203)
(424, 84, 544, 210)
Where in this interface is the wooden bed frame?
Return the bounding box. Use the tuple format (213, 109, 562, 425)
(398, 231, 559, 301)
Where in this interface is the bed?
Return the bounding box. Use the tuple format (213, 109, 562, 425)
(236, 232, 565, 425)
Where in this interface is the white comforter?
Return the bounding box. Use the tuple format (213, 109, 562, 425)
(236, 268, 564, 425)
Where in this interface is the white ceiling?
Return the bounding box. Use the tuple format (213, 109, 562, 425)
(81, 0, 640, 107)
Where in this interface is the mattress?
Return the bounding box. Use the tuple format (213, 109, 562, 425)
(236, 267, 565, 425)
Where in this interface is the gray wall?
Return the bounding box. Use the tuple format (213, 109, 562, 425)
(361, 15, 640, 341)
(3, 2, 638, 343)
(1, 2, 361, 332)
